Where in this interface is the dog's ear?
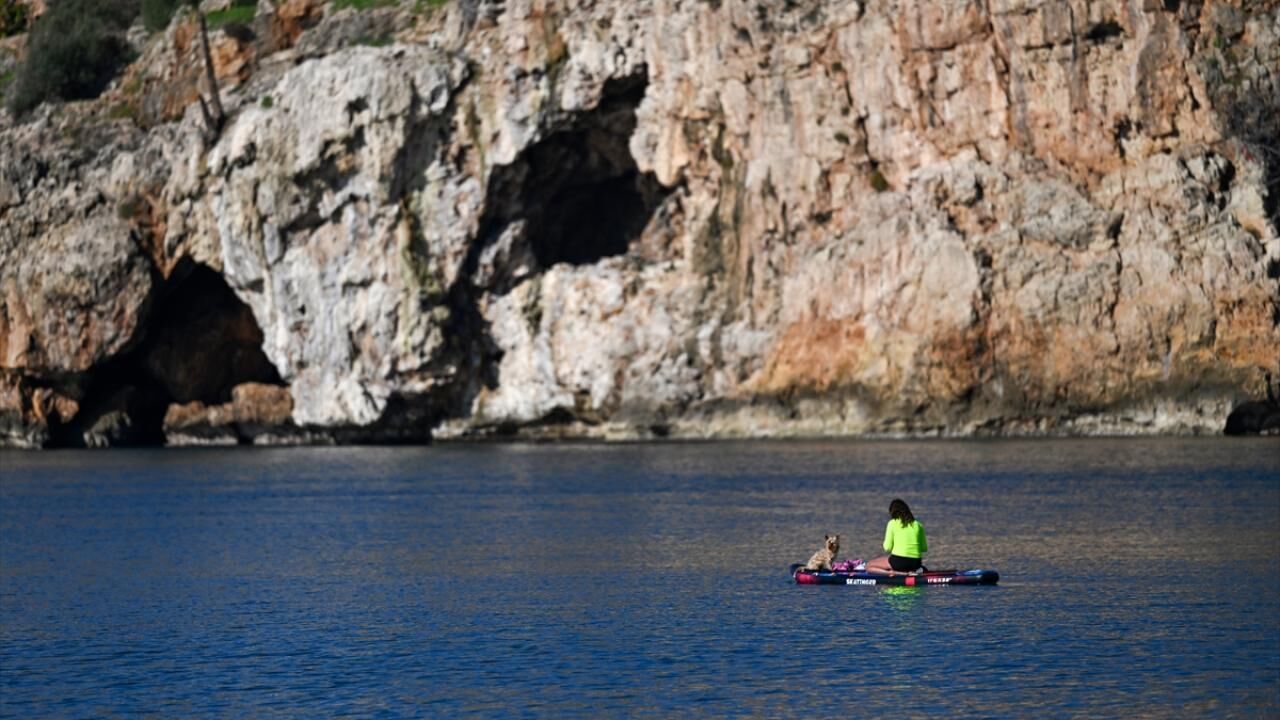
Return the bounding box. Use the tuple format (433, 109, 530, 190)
(824, 534, 831, 541)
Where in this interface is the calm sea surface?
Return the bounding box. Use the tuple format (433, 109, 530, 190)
(2, 439, 1278, 717)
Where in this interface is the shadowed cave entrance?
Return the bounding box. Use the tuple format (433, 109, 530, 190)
(474, 72, 670, 280)
(50, 261, 282, 447)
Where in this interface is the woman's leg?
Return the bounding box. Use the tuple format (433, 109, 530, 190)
(865, 555, 894, 573)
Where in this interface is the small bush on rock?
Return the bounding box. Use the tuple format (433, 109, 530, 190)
(141, 0, 184, 33)
(0, 67, 16, 104)
(869, 168, 890, 193)
(6, 0, 140, 116)
(205, 0, 256, 29)
(220, 20, 256, 43)
(335, 0, 398, 11)
(0, 0, 30, 37)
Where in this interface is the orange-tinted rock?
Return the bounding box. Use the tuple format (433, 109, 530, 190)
(0, 372, 71, 447)
(231, 383, 293, 425)
(210, 33, 252, 84)
(0, 214, 153, 375)
(131, 15, 258, 125)
(762, 320, 871, 395)
(271, 0, 325, 49)
(163, 382, 294, 445)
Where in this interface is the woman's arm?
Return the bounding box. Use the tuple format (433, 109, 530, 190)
(919, 523, 928, 554)
(883, 521, 894, 553)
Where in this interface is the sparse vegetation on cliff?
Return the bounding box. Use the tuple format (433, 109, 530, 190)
(0, 0, 29, 36)
(142, 0, 255, 34)
(0, 67, 15, 102)
(6, 0, 254, 116)
(205, 0, 255, 30)
(140, 0, 182, 32)
(868, 168, 889, 193)
(6, 0, 139, 116)
(334, 0, 398, 10)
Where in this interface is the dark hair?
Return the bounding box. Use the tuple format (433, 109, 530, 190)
(889, 498, 915, 527)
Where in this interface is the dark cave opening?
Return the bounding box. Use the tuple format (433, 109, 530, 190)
(47, 354, 171, 448)
(137, 260, 281, 406)
(50, 260, 282, 447)
(473, 72, 670, 280)
(1085, 21, 1125, 43)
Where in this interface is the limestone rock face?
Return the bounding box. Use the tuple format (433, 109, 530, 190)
(1, 212, 153, 375)
(0, 84, 252, 445)
(1, 0, 1277, 445)
(207, 45, 470, 428)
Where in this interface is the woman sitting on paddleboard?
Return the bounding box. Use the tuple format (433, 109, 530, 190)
(865, 498, 927, 574)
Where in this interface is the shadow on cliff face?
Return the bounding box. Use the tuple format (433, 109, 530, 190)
(436, 71, 672, 427)
(1197, 4, 1280, 227)
(1224, 371, 1280, 436)
(50, 261, 282, 447)
(473, 72, 670, 281)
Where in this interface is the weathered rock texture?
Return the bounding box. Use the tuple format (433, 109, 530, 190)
(163, 381, 303, 445)
(2, 0, 1278, 447)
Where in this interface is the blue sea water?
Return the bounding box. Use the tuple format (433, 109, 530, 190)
(1, 438, 1278, 717)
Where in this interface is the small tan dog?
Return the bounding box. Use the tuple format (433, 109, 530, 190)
(804, 534, 840, 571)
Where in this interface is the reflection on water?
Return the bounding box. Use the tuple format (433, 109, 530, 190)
(1, 438, 1278, 716)
(878, 586, 924, 613)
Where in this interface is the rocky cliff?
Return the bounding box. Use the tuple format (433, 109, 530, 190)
(2, 0, 1278, 447)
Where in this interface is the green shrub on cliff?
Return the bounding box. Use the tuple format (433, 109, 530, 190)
(141, 0, 184, 33)
(0, 67, 16, 103)
(869, 168, 890, 193)
(0, 0, 30, 37)
(334, 0, 399, 10)
(6, 0, 140, 116)
(205, 0, 256, 30)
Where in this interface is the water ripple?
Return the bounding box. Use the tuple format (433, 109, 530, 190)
(2, 439, 1278, 716)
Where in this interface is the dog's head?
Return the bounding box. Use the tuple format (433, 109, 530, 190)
(824, 534, 840, 554)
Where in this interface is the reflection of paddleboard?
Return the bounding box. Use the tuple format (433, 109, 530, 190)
(790, 563, 999, 586)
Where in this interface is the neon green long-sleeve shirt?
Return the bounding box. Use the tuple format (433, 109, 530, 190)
(883, 519, 927, 558)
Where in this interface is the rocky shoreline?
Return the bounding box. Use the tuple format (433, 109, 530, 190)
(2, 0, 1278, 448)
